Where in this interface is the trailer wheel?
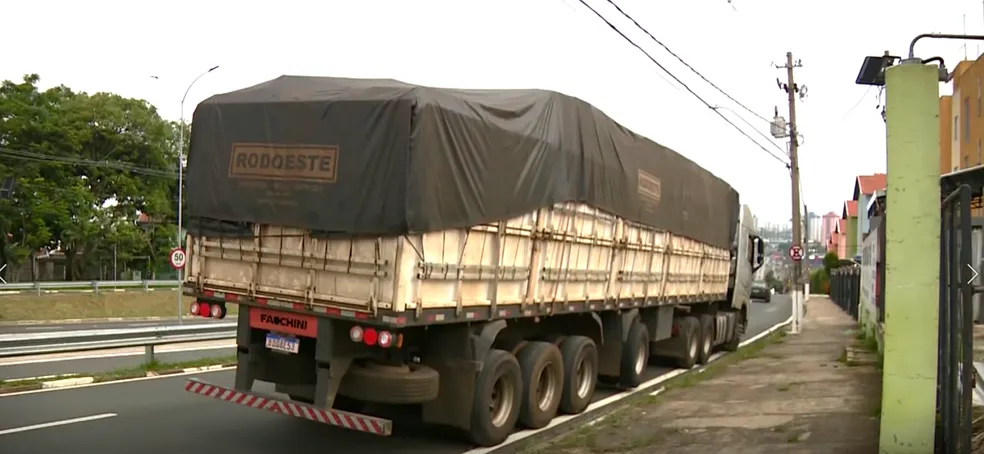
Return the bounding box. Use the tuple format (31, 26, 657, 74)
(675, 317, 699, 369)
(558, 335, 597, 415)
(722, 310, 745, 352)
(619, 320, 649, 388)
(515, 341, 564, 429)
(339, 362, 439, 404)
(469, 349, 522, 447)
(696, 314, 715, 365)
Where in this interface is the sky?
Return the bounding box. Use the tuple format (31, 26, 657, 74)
(3, 0, 983, 224)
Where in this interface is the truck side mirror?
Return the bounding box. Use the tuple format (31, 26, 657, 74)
(752, 236, 765, 271)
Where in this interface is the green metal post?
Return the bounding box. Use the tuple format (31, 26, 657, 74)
(878, 61, 941, 453)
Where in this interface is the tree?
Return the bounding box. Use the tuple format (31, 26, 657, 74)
(822, 252, 839, 273)
(0, 74, 180, 280)
(810, 268, 829, 294)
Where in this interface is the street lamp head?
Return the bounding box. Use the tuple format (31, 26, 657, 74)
(855, 54, 900, 86)
(208, 65, 219, 72)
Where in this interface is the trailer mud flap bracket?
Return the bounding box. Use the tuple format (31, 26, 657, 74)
(185, 378, 393, 436)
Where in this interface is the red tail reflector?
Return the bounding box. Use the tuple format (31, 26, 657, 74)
(363, 328, 378, 346)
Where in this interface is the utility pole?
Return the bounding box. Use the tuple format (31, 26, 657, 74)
(777, 52, 804, 334)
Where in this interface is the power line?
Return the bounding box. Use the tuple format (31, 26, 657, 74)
(0, 147, 178, 179)
(713, 106, 789, 157)
(605, 0, 772, 124)
(840, 86, 874, 122)
(575, 0, 789, 167)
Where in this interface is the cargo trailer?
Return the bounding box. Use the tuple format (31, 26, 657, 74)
(181, 76, 765, 447)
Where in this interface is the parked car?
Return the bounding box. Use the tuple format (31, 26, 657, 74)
(751, 281, 772, 302)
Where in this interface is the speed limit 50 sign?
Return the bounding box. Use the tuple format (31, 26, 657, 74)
(169, 247, 187, 270)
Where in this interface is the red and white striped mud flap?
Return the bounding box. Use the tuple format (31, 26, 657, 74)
(184, 378, 392, 436)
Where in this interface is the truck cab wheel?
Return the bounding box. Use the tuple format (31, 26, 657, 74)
(696, 314, 715, 365)
(722, 310, 745, 352)
(619, 321, 650, 388)
(515, 341, 564, 429)
(557, 335, 598, 415)
(675, 317, 699, 369)
(469, 349, 522, 447)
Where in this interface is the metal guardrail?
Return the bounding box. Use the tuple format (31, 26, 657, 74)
(0, 280, 181, 295)
(0, 322, 235, 361)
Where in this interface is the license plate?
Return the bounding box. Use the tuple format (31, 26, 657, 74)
(265, 333, 299, 354)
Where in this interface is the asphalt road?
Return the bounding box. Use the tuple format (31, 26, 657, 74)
(0, 317, 224, 335)
(0, 297, 790, 454)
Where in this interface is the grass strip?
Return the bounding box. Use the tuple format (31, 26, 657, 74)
(0, 355, 237, 393)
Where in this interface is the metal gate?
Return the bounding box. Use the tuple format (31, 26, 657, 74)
(830, 266, 860, 318)
(937, 184, 974, 454)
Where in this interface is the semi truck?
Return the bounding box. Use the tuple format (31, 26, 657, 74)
(180, 76, 765, 447)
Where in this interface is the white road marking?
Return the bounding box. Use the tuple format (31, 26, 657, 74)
(23, 326, 66, 331)
(0, 343, 234, 366)
(765, 306, 777, 313)
(0, 413, 117, 436)
(0, 367, 232, 398)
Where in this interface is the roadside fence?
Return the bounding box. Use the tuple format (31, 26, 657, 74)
(0, 322, 235, 362)
(0, 280, 180, 296)
(829, 266, 860, 318)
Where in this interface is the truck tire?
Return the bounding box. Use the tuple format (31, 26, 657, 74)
(696, 314, 715, 365)
(619, 320, 649, 387)
(515, 341, 564, 429)
(558, 335, 598, 415)
(338, 362, 440, 404)
(722, 310, 745, 352)
(469, 349, 523, 447)
(675, 316, 699, 369)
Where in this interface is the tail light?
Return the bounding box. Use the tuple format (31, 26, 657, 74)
(377, 331, 394, 348)
(363, 328, 378, 346)
(210, 304, 227, 319)
(348, 325, 397, 348)
(349, 326, 364, 343)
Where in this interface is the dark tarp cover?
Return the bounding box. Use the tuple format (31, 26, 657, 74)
(185, 76, 740, 249)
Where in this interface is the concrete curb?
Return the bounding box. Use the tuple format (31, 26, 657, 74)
(42, 377, 95, 389)
(0, 363, 237, 395)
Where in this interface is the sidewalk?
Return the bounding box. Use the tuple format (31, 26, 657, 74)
(527, 297, 882, 454)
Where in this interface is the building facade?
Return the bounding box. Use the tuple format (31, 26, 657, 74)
(807, 212, 821, 244)
(821, 211, 838, 246)
(854, 174, 886, 254)
(942, 59, 984, 173)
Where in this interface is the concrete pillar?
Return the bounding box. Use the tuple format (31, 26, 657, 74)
(878, 62, 941, 453)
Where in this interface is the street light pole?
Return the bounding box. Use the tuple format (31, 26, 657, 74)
(176, 65, 219, 324)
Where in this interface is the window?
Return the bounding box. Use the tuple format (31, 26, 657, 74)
(956, 115, 960, 141)
(979, 139, 982, 164)
(965, 97, 971, 143)
(978, 78, 982, 116)
(965, 155, 970, 167)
